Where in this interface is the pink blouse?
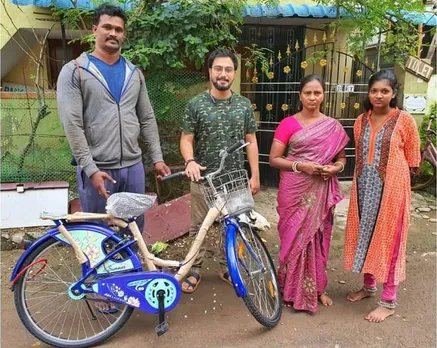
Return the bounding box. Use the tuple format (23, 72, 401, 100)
(273, 116, 303, 145)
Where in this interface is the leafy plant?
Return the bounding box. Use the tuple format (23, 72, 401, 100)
(151, 241, 169, 255)
(53, 0, 279, 72)
(419, 102, 436, 148)
(317, 0, 425, 64)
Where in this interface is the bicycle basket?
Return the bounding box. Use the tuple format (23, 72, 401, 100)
(199, 169, 254, 216)
(105, 192, 156, 219)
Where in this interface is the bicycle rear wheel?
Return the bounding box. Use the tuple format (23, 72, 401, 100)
(233, 224, 281, 327)
(14, 237, 134, 348)
(411, 158, 436, 191)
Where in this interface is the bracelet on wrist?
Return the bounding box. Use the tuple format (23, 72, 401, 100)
(292, 161, 302, 173)
(184, 158, 195, 167)
(334, 161, 345, 173)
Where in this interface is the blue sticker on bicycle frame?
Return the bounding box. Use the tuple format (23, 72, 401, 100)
(55, 229, 135, 274)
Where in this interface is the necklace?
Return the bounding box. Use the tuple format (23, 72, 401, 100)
(298, 112, 321, 128)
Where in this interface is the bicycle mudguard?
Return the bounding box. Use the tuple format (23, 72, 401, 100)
(225, 221, 247, 298)
(10, 222, 142, 285)
(91, 272, 181, 314)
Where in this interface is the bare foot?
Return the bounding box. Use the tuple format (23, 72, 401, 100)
(318, 293, 333, 306)
(347, 288, 376, 302)
(282, 301, 293, 308)
(365, 306, 394, 323)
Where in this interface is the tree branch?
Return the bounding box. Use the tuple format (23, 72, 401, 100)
(1, 0, 38, 58)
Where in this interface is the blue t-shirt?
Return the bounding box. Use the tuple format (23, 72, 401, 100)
(88, 54, 126, 103)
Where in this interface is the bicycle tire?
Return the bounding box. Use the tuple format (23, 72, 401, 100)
(233, 223, 282, 328)
(14, 237, 135, 348)
(411, 158, 436, 191)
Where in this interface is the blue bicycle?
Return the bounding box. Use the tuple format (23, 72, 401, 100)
(10, 140, 282, 347)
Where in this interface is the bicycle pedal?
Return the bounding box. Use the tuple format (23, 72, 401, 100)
(155, 320, 169, 336)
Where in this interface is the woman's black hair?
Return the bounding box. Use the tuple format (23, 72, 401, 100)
(297, 74, 325, 111)
(299, 74, 325, 93)
(363, 69, 399, 111)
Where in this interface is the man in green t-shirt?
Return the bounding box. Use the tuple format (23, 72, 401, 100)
(180, 49, 260, 293)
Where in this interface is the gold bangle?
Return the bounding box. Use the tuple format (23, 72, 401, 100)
(334, 161, 345, 173)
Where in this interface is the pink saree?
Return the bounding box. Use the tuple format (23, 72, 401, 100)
(276, 117, 349, 312)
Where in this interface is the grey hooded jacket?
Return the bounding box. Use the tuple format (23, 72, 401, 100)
(57, 52, 163, 178)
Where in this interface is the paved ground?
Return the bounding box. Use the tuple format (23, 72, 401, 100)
(1, 185, 436, 348)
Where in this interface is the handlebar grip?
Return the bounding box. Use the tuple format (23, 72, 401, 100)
(160, 171, 186, 182)
(226, 139, 245, 154)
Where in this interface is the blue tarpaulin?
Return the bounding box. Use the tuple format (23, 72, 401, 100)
(9, 0, 437, 26)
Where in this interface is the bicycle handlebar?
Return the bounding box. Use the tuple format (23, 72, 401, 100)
(159, 140, 248, 183)
(226, 139, 246, 153)
(160, 171, 186, 182)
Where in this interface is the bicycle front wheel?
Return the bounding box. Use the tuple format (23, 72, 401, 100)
(14, 237, 134, 348)
(233, 224, 281, 327)
(412, 158, 436, 191)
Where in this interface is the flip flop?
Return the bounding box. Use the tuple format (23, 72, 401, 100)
(219, 271, 233, 287)
(90, 294, 120, 314)
(98, 303, 120, 315)
(181, 272, 201, 294)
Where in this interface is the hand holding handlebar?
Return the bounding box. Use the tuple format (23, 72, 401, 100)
(160, 140, 249, 183)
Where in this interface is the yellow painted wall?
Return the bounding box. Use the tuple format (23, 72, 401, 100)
(395, 64, 430, 124)
(3, 42, 51, 88)
(1, 2, 58, 49)
(426, 75, 437, 114)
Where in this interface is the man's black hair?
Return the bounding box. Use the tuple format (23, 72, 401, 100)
(93, 3, 127, 26)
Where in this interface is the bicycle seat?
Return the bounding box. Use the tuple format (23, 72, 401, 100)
(105, 192, 157, 219)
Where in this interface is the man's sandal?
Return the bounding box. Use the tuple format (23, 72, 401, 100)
(181, 272, 201, 294)
(219, 271, 233, 287)
(89, 294, 120, 314)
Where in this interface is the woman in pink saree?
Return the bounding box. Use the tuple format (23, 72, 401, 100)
(269, 75, 349, 312)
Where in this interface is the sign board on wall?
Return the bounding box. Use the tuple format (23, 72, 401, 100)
(404, 56, 434, 82)
(403, 94, 427, 114)
(1, 83, 37, 93)
(335, 84, 355, 93)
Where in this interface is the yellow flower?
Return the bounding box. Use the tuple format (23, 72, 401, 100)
(266, 104, 273, 111)
(343, 66, 349, 73)
(283, 66, 291, 74)
(319, 59, 327, 67)
(267, 71, 274, 79)
(281, 104, 289, 111)
(252, 76, 258, 84)
(251, 103, 257, 110)
(356, 70, 363, 77)
(300, 61, 308, 69)
(340, 102, 346, 109)
(354, 103, 360, 109)
(325, 102, 331, 108)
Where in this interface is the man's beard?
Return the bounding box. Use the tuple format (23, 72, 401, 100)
(212, 79, 232, 91)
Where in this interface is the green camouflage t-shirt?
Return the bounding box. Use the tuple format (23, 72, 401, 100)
(181, 91, 257, 175)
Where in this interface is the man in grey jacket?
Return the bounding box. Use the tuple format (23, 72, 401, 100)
(57, 4, 170, 235)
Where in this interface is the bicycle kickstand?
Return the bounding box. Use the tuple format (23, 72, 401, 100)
(155, 290, 169, 336)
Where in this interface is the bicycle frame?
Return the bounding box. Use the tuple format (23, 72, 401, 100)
(10, 140, 279, 343)
(11, 141, 263, 296)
